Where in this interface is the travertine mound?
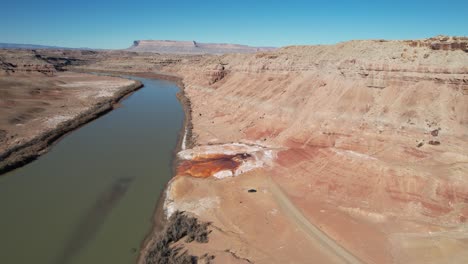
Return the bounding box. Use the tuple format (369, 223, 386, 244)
(127, 40, 276, 54)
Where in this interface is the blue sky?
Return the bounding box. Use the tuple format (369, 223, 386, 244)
(1, 0, 467, 49)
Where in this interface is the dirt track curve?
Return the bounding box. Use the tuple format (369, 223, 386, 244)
(268, 177, 363, 264)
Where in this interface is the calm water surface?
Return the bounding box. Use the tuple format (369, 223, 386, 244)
(0, 77, 184, 264)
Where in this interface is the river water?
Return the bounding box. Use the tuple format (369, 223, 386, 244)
(0, 77, 184, 264)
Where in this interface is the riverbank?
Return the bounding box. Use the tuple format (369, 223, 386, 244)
(0, 74, 186, 264)
(71, 69, 199, 264)
(130, 74, 195, 264)
(72, 69, 196, 151)
(0, 72, 143, 175)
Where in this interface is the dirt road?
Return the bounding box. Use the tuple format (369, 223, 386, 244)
(268, 177, 363, 264)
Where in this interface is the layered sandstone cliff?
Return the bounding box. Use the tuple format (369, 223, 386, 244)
(405, 35, 468, 52)
(70, 37, 468, 263)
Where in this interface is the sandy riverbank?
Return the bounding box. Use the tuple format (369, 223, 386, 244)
(0, 72, 142, 174)
(72, 69, 202, 264)
(133, 72, 197, 264)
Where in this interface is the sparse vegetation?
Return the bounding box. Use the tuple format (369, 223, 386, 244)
(145, 211, 212, 264)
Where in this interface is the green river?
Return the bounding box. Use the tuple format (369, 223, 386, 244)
(0, 76, 183, 264)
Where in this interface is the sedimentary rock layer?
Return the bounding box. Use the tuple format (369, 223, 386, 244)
(119, 37, 467, 264)
(4, 36, 467, 263)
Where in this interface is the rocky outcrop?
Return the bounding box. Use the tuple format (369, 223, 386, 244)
(32, 51, 85, 71)
(0, 49, 117, 75)
(0, 50, 56, 75)
(207, 64, 227, 84)
(406, 35, 468, 52)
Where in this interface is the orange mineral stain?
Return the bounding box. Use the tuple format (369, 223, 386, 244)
(177, 153, 251, 178)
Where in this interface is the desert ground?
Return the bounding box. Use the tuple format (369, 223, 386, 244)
(1, 36, 467, 263)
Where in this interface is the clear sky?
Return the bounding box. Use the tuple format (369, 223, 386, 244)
(1, 0, 467, 49)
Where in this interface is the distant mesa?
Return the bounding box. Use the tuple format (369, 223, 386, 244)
(0, 43, 94, 51)
(127, 40, 276, 54)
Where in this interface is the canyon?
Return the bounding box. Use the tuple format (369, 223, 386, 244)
(1, 36, 467, 263)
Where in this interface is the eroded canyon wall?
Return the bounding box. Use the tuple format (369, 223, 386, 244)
(71, 37, 468, 263)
